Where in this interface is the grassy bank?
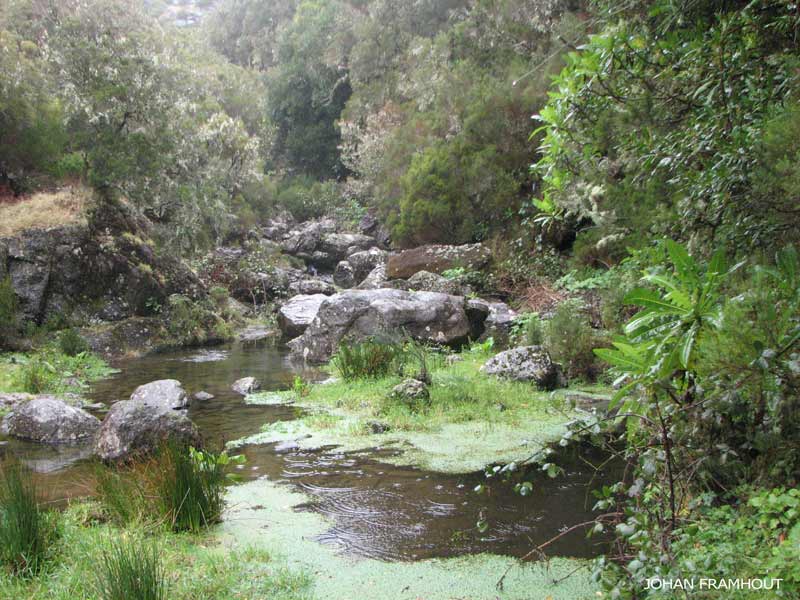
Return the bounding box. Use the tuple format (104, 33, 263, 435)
(236, 347, 608, 473)
(0, 502, 312, 600)
(0, 348, 116, 399)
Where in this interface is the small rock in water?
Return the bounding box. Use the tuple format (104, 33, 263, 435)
(84, 402, 107, 411)
(194, 391, 215, 402)
(232, 377, 261, 396)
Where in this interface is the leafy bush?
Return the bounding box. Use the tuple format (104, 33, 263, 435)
(18, 356, 59, 394)
(165, 294, 232, 347)
(544, 300, 602, 380)
(275, 178, 343, 222)
(96, 538, 166, 600)
(533, 0, 800, 252)
(0, 277, 19, 348)
(58, 328, 89, 357)
(0, 462, 55, 576)
(332, 339, 405, 381)
(578, 242, 800, 596)
(208, 286, 229, 308)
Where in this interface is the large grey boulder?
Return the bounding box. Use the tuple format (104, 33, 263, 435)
(130, 379, 189, 410)
(94, 382, 200, 461)
(358, 213, 391, 247)
(277, 294, 329, 339)
(386, 243, 491, 279)
(1, 398, 100, 444)
(288, 288, 472, 364)
(481, 346, 566, 390)
(281, 219, 336, 256)
(333, 247, 389, 289)
(1, 204, 205, 325)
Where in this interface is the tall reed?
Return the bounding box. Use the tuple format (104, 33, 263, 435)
(157, 444, 227, 533)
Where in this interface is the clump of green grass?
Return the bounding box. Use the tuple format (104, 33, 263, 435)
(5, 348, 116, 395)
(18, 355, 59, 393)
(95, 538, 166, 600)
(332, 339, 405, 381)
(95, 444, 240, 533)
(0, 462, 56, 576)
(158, 444, 229, 533)
(94, 463, 151, 526)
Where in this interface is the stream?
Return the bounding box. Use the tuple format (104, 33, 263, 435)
(1, 340, 614, 562)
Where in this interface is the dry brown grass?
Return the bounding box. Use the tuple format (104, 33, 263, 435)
(520, 282, 565, 313)
(0, 186, 89, 237)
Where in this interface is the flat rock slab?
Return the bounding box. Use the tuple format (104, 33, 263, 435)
(386, 243, 491, 279)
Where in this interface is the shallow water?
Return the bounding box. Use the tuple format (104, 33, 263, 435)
(1, 340, 616, 561)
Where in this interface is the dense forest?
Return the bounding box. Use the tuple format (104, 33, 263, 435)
(1, 0, 798, 598)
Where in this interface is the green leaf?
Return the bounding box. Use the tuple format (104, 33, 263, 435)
(678, 324, 698, 368)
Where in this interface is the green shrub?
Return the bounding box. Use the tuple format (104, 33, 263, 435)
(0, 462, 55, 576)
(275, 178, 343, 221)
(58, 328, 89, 357)
(208, 286, 229, 308)
(51, 151, 85, 180)
(332, 339, 405, 381)
(96, 538, 166, 600)
(0, 276, 19, 347)
(165, 294, 231, 347)
(544, 299, 602, 381)
(512, 312, 543, 346)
